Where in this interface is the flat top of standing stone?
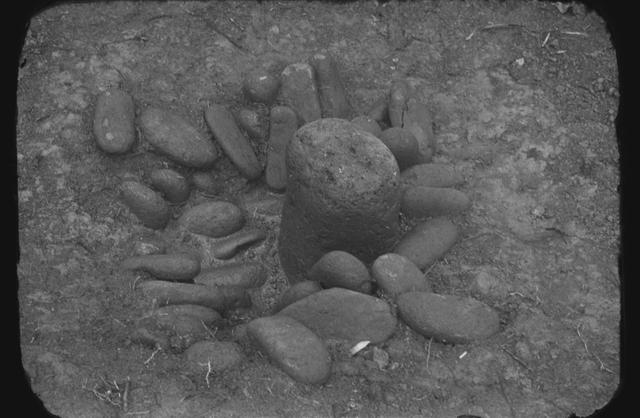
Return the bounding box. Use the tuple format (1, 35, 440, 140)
(288, 118, 400, 206)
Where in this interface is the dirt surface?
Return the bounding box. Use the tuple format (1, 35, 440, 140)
(17, 1, 620, 417)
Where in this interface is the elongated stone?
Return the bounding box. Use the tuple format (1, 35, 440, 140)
(273, 280, 322, 313)
(279, 288, 396, 344)
(393, 217, 459, 269)
(121, 253, 201, 281)
(149, 169, 190, 203)
(93, 89, 136, 154)
(388, 79, 410, 128)
(400, 163, 465, 188)
(194, 262, 267, 289)
(308, 251, 371, 293)
(139, 280, 250, 311)
(211, 229, 267, 260)
(397, 292, 500, 344)
(204, 104, 262, 180)
(266, 106, 297, 191)
(401, 186, 471, 219)
(280, 63, 321, 125)
(247, 316, 332, 384)
(371, 253, 431, 299)
(351, 115, 382, 138)
(310, 52, 353, 119)
(138, 107, 217, 168)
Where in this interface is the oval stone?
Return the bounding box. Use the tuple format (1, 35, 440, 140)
(273, 280, 322, 313)
(178, 201, 245, 238)
(397, 292, 500, 344)
(308, 251, 371, 293)
(93, 89, 136, 154)
(138, 280, 250, 311)
(149, 169, 190, 203)
(235, 108, 266, 140)
(371, 253, 431, 299)
(247, 315, 331, 384)
(279, 288, 396, 344)
(138, 107, 218, 168)
(401, 186, 471, 219)
(120, 181, 170, 230)
(393, 217, 459, 269)
(309, 52, 353, 119)
(280, 63, 322, 125)
(378, 127, 421, 170)
(266, 106, 298, 191)
(204, 104, 263, 180)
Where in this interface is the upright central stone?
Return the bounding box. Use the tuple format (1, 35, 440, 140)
(278, 118, 402, 283)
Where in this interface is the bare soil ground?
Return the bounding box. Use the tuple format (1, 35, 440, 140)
(16, 1, 622, 417)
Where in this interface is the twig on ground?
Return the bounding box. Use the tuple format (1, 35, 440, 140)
(144, 346, 162, 365)
(425, 338, 432, 370)
(200, 360, 213, 388)
(576, 324, 614, 374)
(124, 412, 149, 416)
(122, 377, 130, 412)
(501, 346, 533, 373)
(561, 31, 588, 37)
(201, 320, 218, 339)
(542, 32, 551, 47)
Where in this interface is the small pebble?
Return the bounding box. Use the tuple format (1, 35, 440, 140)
(139, 280, 251, 311)
(308, 251, 372, 293)
(371, 253, 431, 299)
(242, 68, 281, 104)
(378, 127, 421, 170)
(266, 106, 297, 191)
(247, 315, 332, 384)
(351, 115, 382, 137)
(184, 341, 244, 374)
(235, 108, 267, 140)
(120, 181, 170, 230)
(194, 262, 267, 289)
(400, 163, 465, 188)
(204, 104, 262, 180)
(393, 217, 459, 269)
(397, 292, 500, 344)
(273, 280, 322, 313)
(122, 253, 201, 281)
(93, 88, 136, 154)
(279, 288, 397, 344)
(138, 107, 217, 168)
(280, 63, 322, 125)
(178, 201, 245, 238)
(212, 228, 267, 260)
(309, 52, 353, 119)
(401, 186, 471, 219)
(149, 169, 190, 203)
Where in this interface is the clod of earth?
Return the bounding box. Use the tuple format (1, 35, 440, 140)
(266, 105, 298, 191)
(400, 163, 466, 189)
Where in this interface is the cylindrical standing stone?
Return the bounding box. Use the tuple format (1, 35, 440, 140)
(278, 118, 402, 283)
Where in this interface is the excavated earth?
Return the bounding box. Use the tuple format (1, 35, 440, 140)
(17, 1, 619, 417)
